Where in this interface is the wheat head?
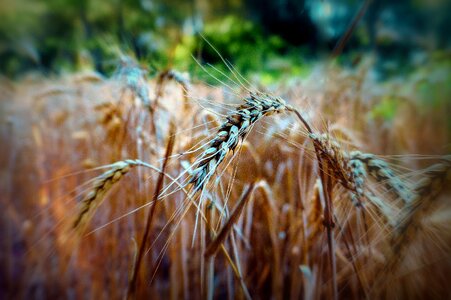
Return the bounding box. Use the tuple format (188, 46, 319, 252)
(189, 92, 288, 193)
(350, 151, 413, 203)
(72, 159, 141, 231)
(308, 133, 366, 204)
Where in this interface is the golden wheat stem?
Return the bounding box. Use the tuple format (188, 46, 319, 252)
(290, 108, 338, 300)
(204, 183, 256, 257)
(127, 122, 176, 300)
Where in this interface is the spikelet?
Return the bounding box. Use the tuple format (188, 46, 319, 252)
(348, 153, 367, 203)
(189, 92, 288, 193)
(72, 159, 140, 231)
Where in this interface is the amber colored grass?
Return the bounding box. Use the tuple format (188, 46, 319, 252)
(1, 61, 450, 300)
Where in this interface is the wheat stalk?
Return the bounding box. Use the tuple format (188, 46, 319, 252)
(204, 183, 256, 257)
(189, 92, 288, 193)
(128, 123, 176, 300)
(306, 180, 323, 247)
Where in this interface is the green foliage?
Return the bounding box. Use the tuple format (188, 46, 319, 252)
(368, 52, 451, 130)
(201, 15, 284, 71)
(414, 55, 451, 109)
(170, 15, 311, 85)
(369, 96, 399, 122)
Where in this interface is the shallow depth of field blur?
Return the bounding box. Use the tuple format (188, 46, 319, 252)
(1, 0, 450, 299)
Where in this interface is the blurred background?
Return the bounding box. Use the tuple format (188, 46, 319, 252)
(1, 2, 451, 299)
(1, 0, 450, 83)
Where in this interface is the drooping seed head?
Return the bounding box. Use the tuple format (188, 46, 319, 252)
(309, 134, 367, 205)
(189, 92, 289, 193)
(72, 160, 140, 231)
(350, 151, 413, 203)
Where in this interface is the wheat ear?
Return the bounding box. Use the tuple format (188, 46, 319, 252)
(350, 151, 413, 203)
(308, 133, 366, 204)
(393, 156, 451, 246)
(154, 69, 191, 110)
(117, 58, 152, 110)
(72, 159, 141, 231)
(379, 156, 451, 281)
(189, 92, 288, 193)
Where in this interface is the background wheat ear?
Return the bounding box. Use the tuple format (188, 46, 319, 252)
(350, 151, 413, 203)
(372, 156, 451, 296)
(71, 159, 141, 234)
(116, 56, 152, 111)
(392, 156, 451, 250)
(154, 69, 191, 111)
